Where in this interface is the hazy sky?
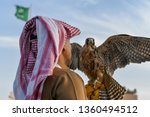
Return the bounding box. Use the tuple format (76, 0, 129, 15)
(0, 0, 150, 99)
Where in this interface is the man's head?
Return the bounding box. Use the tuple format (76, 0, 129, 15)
(58, 39, 72, 68)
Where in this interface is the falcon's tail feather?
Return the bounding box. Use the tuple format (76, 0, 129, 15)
(99, 74, 126, 100)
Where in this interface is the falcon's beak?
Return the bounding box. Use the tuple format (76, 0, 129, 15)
(85, 38, 95, 46)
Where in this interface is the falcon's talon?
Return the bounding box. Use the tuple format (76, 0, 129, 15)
(94, 80, 102, 89)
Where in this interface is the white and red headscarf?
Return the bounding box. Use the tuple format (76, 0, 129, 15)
(13, 16, 80, 99)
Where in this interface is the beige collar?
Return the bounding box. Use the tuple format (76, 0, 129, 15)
(55, 64, 62, 69)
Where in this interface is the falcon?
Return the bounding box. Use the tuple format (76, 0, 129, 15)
(70, 34, 150, 100)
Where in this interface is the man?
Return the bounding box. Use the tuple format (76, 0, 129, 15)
(13, 16, 87, 100)
(42, 39, 87, 99)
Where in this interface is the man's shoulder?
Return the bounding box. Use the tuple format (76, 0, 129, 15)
(53, 67, 81, 79)
(53, 67, 68, 76)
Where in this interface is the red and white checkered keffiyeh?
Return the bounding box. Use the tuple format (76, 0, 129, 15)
(13, 16, 80, 99)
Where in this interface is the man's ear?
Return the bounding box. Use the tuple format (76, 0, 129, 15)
(62, 48, 65, 52)
(62, 44, 67, 52)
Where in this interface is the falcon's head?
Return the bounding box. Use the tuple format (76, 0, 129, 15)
(85, 38, 96, 50)
(86, 38, 95, 46)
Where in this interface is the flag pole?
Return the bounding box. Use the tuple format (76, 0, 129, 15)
(29, 4, 32, 19)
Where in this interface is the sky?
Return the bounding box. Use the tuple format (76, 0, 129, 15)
(0, 0, 150, 99)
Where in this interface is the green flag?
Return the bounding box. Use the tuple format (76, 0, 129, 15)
(15, 5, 29, 21)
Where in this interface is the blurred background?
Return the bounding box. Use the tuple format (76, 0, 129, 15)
(0, 0, 150, 99)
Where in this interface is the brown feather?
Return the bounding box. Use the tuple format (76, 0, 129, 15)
(69, 43, 82, 70)
(70, 34, 150, 100)
(97, 34, 150, 75)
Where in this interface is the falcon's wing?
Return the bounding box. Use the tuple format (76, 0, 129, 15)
(69, 43, 82, 70)
(97, 34, 150, 75)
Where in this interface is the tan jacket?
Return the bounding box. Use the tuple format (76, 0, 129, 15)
(41, 67, 87, 100)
